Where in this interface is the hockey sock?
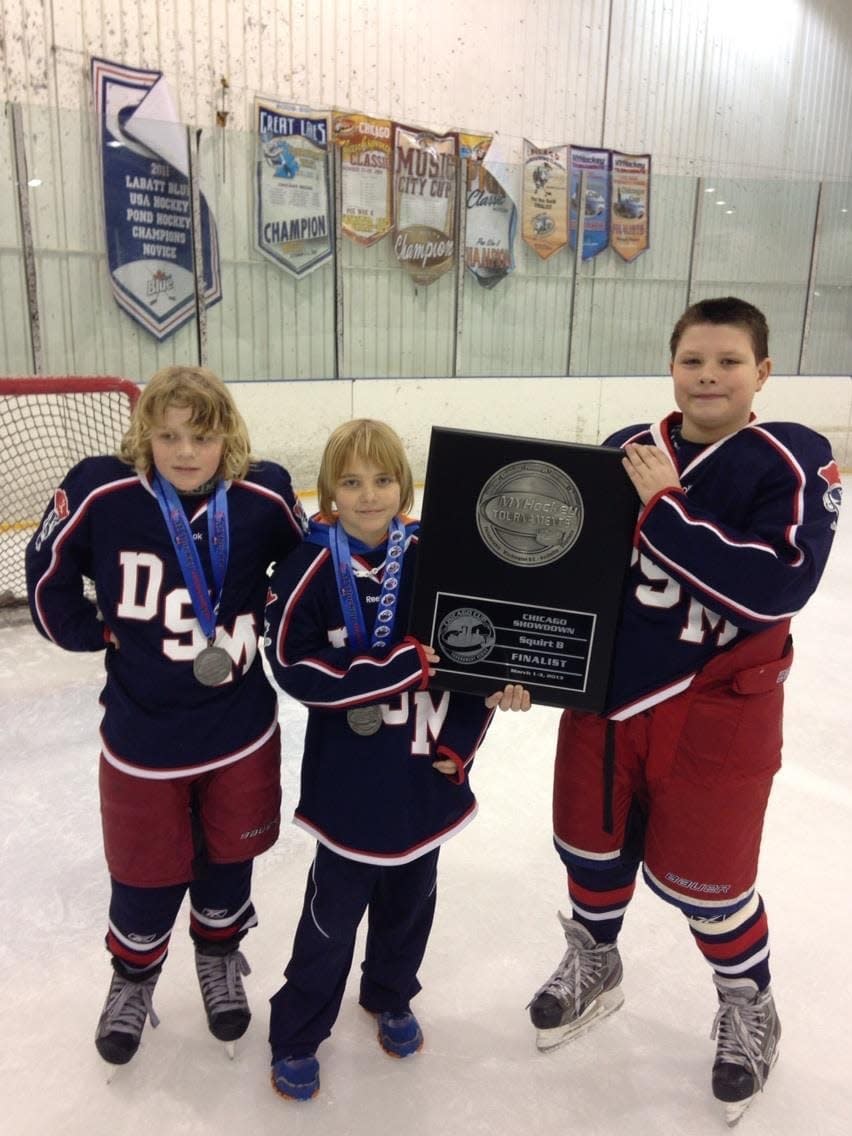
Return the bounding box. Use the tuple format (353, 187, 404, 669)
(567, 868, 636, 944)
(688, 893, 771, 991)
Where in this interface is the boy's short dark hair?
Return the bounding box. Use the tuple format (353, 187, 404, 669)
(670, 297, 769, 362)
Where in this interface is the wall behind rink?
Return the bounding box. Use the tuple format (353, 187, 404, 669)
(231, 374, 852, 492)
(1, 0, 850, 476)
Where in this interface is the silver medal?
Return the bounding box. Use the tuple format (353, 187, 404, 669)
(346, 705, 383, 736)
(193, 645, 233, 686)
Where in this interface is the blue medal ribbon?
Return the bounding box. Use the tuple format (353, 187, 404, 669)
(329, 516, 406, 653)
(152, 473, 230, 643)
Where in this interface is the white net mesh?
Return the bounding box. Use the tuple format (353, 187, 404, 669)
(0, 377, 139, 608)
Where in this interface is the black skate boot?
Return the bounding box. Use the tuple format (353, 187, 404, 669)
(194, 941, 252, 1053)
(95, 961, 161, 1065)
(711, 974, 781, 1127)
(528, 912, 624, 1052)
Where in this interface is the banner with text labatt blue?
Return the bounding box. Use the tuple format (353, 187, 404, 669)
(91, 58, 221, 340)
(255, 99, 332, 277)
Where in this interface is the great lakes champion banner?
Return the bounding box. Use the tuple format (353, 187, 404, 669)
(91, 58, 221, 340)
(255, 99, 332, 277)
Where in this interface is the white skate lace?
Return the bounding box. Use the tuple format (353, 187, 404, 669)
(531, 944, 606, 1016)
(711, 1001, 768, 1089)
(101, 975, 160, 1035)
(196, 949, 251, 1012)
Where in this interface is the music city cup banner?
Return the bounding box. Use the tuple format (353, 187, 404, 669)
(458, 132, 516, 290)
(255, 99, 332, 277)
(569, 145, 611, 261)
(611, 151, 651, 262)
(91, 58, 221, 341)
(521, 141, 569, 260)
(392, 126, 458, 286)
(332, 112, 394, 247)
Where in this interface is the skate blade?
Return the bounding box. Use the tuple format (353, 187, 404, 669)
(535, 987, 625, 1052)
(225, 1040, 236, 1060)
(722, 1046, 779, 1127)
(724, 1099, 752, 1127)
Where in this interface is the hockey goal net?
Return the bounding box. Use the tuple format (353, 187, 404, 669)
(0, 377, 139, 608)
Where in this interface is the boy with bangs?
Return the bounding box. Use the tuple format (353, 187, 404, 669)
(528, 297, 841, 1125)
(26, 365, 306, 1068)
(263, 417, 529, 1102)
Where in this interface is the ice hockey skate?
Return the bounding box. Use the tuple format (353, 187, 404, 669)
(528, 912, 624, 1052)
(95, 963, 161, 1072)
(711, 975, 781, 1127)
(195, 944, 252, 1058)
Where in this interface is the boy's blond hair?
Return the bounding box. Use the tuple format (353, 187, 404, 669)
(317, 419, 414, 517)
(120, 365, 252, 481)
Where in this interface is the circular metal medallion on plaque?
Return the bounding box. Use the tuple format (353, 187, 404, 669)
(193, 645, 233, 686)
(346, 706, 383, 736)
(437, 607, 496, 665)
(475, 460, 584, 567)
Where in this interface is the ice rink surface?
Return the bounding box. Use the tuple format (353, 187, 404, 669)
(1, 514, 849, 1136)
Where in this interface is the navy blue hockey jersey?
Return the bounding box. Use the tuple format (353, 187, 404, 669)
(263, 518, 495, 865)
(605, 412, 841, 718)
(26, 456, 305, 774)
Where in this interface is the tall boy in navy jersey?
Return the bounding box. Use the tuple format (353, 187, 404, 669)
(528, 297, 841, 1126)
(263, 418, 529, 1102)
(26, 366, 305, 1068)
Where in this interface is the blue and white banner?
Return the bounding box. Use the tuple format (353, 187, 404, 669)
(569, 146, 611, 261)
(91, 58, 221, 341)
(255, 99, 332, 278)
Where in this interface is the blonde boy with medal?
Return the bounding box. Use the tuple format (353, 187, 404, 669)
(26, 366, 306, 1070)
(263, 418, 529, 1102)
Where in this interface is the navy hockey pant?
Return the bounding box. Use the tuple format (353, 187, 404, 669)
(269, 843, 439, 1060)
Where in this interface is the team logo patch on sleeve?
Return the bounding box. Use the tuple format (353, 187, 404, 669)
(818, 460, 842, 522)
(34, 488, 70, 550)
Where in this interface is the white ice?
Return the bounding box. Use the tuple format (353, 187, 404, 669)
(1, 515, 849, 1136)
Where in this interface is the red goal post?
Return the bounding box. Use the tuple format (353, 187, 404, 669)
(0, 376, 140, 608)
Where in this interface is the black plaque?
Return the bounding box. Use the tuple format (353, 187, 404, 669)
(410, 426, 637, 711)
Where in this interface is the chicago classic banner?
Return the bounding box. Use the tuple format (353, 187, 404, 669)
(521, 141, 569, 260)
(611, 151, 651, 262)
(393, 126, 458, 286)
(255, 99, 332, 277)
(333, 111, 394, 246)
(91, 58, 221, 340)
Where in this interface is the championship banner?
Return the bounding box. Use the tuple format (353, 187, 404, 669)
(333, 111, 393, 246)
(460, 132, 516, 289)
(521, 141, 569, 260)
(393, 126, 458, 286)
(91, 58, 221, 341)
(570, 146, 611, 261)
(611, 151, 651, 262)
(255, 99, 332, 277)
